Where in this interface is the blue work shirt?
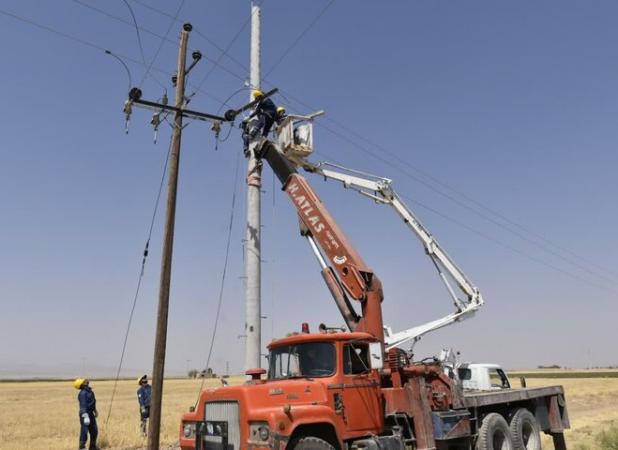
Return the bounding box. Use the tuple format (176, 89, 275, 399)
(137, 384, 152, 408)
(78, 386, 97, 415)
(250, 98, 277, 136)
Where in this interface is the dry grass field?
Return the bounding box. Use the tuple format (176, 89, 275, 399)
(0, 372, 616, 450)
(0, 377, 245, 450)
(523, 375, 618, 449)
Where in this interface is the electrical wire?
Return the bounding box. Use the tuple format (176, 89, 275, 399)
(71, 0, 245, 87)
(263, 0, 335, 78)
(121, 0, 147, 65)
(0, 6, 234, 109)
(105, 135, 173, 425)
(192, 0, 267, 94)
(71, 0, 166, 89)
(137, 0, 185, 88)
(314, 148, 617, 294)
(193, 150, 242, 403)
(105, 50, 132, 93)
(313, 120, 618, 286)
(274, 87, 618, 283)
(5, 3, 614, 293)
(400, 194, 618, 295)
(129, 0, 249, 75)
(73, 0, 615, 287)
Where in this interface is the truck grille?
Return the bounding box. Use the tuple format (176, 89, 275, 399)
(201, 401, 240, 450)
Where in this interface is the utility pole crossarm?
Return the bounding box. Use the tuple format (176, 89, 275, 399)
(129, 95, 227, 123)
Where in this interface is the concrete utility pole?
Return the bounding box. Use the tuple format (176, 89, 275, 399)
(244, 2, 263, 372)
(148, 23, 192, 450)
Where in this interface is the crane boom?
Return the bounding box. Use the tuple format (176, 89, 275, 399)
(260, 143, 385, 342)
(259, 137, 483, 350)
(307, 162, 484, 349)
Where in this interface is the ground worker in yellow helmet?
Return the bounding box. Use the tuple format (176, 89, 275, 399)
(136, 374, 152, 437)
(241, 89, 279, 155)
(74, 378, 99, 450)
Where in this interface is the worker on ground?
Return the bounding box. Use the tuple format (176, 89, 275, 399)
(137, 374, 152, 437)
(241, 89, 278, 155)
(74, 378, 99, 450)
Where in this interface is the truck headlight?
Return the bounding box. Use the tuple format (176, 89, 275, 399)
(183, 422, 196, 438)
(249, 422, 270, 442)
(258, 426, 270, 441)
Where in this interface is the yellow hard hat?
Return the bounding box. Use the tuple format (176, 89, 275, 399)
(137, 374, 148, 385)
(73, 378, 86, 390)
(252, 89, 264, 100)
(276, 106, 286, 114)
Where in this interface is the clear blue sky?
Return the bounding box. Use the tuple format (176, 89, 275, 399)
(0, 0, 616, 378)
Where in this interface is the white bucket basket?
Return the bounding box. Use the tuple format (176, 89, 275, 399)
(276, 111, 324, 163)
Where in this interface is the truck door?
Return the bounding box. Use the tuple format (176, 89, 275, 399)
(340, 343, 383, 433)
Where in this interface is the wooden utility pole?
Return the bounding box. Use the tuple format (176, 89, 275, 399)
(148, 22, 192, 450)
(244, 1, 262, 371)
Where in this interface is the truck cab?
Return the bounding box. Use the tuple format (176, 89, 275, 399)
(457, 363, 511, 391)
(179, 330, 384, 450)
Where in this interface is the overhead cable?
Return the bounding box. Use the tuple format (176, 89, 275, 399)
(105, 135, 173, 425)
(194, 150, 242, 403)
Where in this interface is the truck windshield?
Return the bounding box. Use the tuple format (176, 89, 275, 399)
(268, 342, 336, 379)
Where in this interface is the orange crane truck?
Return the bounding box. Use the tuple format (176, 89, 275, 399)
(179, 123, 569, 450)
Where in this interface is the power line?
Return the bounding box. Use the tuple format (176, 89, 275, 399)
(6, 4, 613, 290)
(105, 135, 173, 426)
(121, 0, 147, 65)
(276, 80, 618, 286)
(192, 0, 268, 94)
(73, 0, 612, 288)
(105, 50, 132, 93)
(137, 0, 185, 88)
(263, 0, 335, 78)
(71, 0, 246, 86)
(314, 149, 616, 294)
(0, 6, 235, 109)
(72, 0, 165, 89)
(399, 194, 618, 295)
(129, 0, 250, 76)
(194, 150, 242, 401)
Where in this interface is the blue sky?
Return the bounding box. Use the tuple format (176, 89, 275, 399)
(0, 0, 616, 378)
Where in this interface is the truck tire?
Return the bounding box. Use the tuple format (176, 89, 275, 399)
(476, 413, 514, 450)
(290, 436, 336, 450)
(509, 408, 541, 450)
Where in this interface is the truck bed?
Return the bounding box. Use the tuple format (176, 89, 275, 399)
(462, 385, 565, 408)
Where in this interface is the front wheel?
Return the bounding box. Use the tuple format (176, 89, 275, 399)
(289, 436, 335, 450)
(509, 408, 541, 450)
(476, 413, 514, 450)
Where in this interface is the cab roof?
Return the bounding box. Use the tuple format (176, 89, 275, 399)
(267, 331, 377, 348)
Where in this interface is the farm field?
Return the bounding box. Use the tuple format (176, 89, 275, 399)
(0, 376, 245, 450)
(0, 372, 616, 450)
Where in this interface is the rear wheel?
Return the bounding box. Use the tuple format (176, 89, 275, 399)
(290, 436, 336, 450)
(509, 408, 541, 450)
(476, 413, 514, 450)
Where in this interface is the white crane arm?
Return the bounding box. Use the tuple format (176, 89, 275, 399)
(310, 162, 484, 349)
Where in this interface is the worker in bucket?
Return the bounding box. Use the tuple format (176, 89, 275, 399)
(137, 374, 152, 436)
(241, 89, 278, 155)
(275, 106, 287, 125)
(74, 378, 99, 450)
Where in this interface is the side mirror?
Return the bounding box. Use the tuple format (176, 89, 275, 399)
(369, 342, 384, 370)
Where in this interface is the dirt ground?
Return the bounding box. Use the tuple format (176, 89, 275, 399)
(0, 374, 616, 449)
